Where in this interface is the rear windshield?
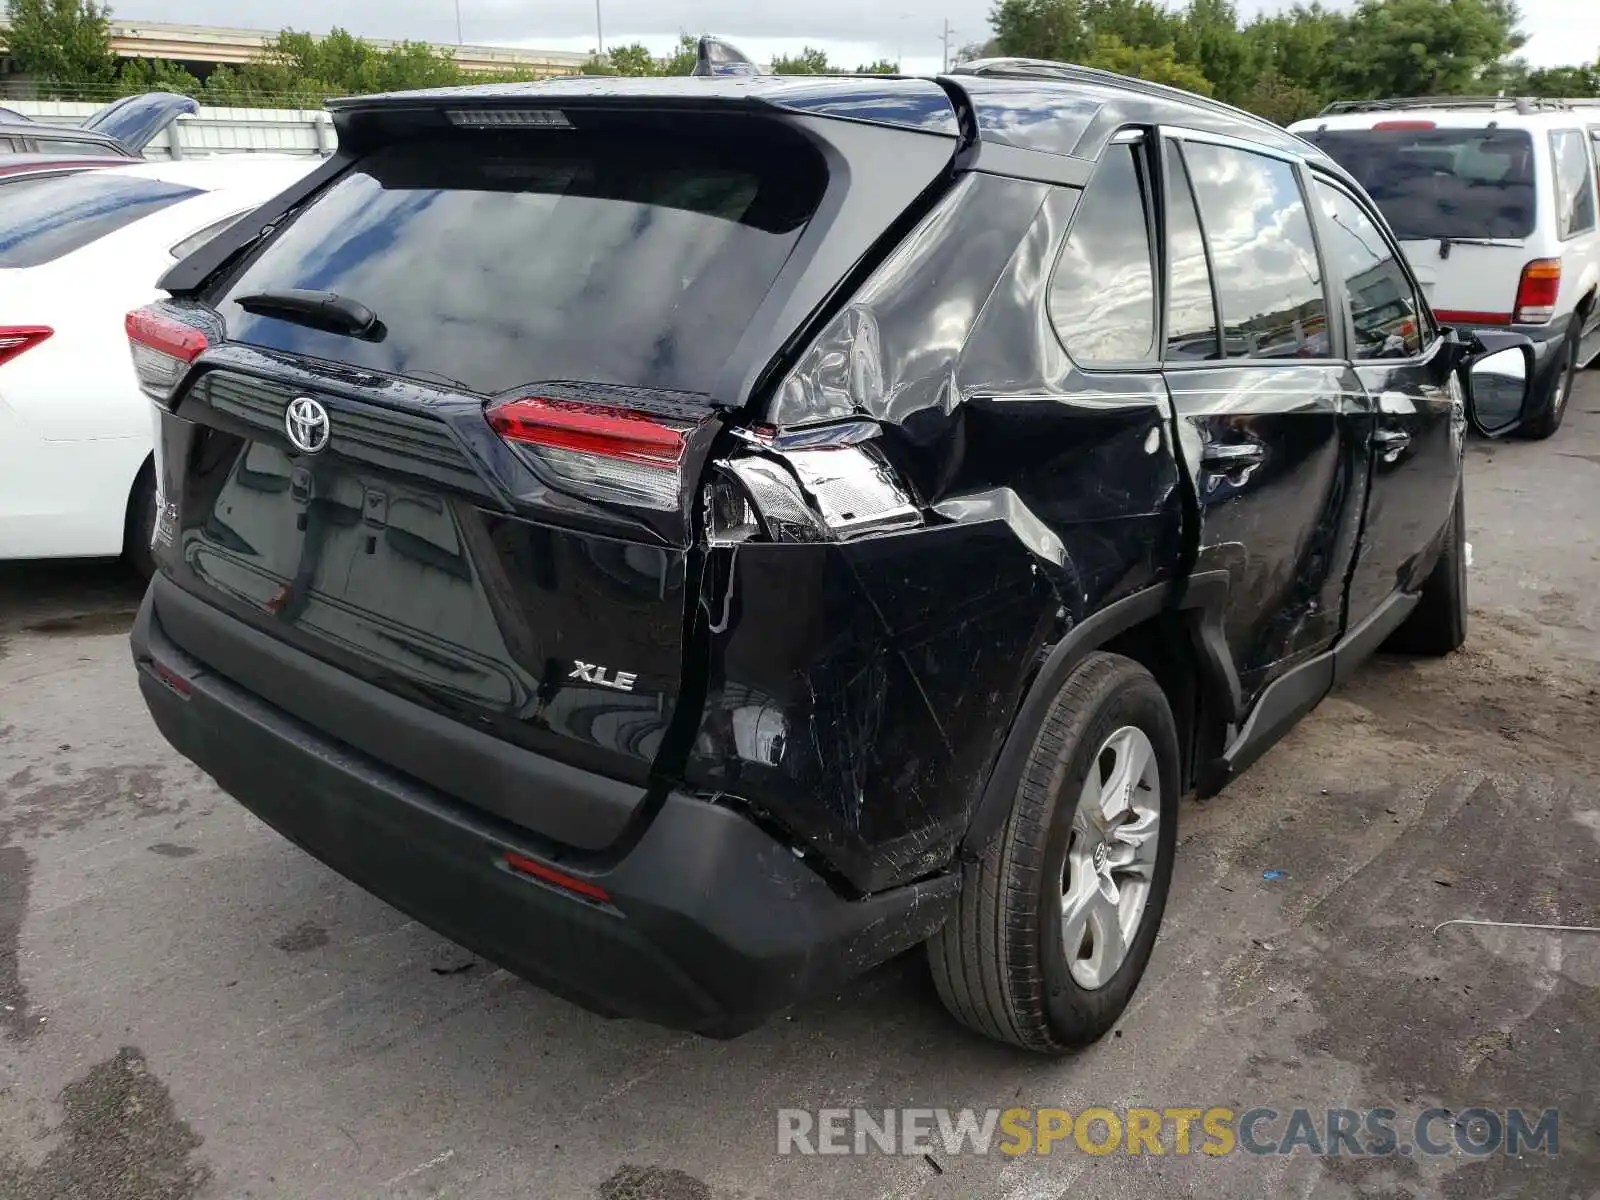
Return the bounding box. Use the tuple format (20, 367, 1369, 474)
(0, 173, 200, 267)
(1305, 128, 1536, 240)
(216, 125, 828, 399)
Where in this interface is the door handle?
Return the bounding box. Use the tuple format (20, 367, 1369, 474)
(1201, 442, 1267, 467)
(1373, 428, 1411, 462)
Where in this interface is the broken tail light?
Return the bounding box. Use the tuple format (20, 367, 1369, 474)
(126, 306, 209, 401)
(0, 326, 52, 368)
(487, 395, 692, 511)
(1512, 259, 1562, 324)
(704, 433, 921, 545)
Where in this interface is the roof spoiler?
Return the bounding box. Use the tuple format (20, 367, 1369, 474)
(692, 36, 764, 77)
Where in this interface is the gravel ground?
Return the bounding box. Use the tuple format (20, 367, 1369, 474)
(1, 378, 1597, 1200)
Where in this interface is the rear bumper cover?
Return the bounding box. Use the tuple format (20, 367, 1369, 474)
(132, 578, 957, 1035)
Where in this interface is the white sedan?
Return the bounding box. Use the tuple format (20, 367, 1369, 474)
(0, 156, 318, 574)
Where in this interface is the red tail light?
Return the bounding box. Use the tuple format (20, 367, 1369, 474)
(0, 326, 52, 368)
(486, 395, 690, 510)
(126, 306, 208, 400)
(1513, 259, 1562, 324)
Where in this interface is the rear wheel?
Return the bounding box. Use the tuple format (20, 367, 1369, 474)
(1517, 324, 1580, 441)
(1384, 490, 1466, 656)
(928, 652, 1179, 1053)
(124, 458, 157, 581)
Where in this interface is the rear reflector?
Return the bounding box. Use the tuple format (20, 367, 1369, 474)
(126, 307, 209, 401)
(1373, 120, 1437, 130)
(1432, 310, 1513, 327)
(487, 395, 690, 510)
(0, 325, 52, 368)
(1513, 258, 1562, 324)
(503, 851, 611, 902)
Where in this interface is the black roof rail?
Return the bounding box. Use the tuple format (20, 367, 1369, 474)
(952, 57, 1291, 139)
(1317, 95, 1591, 117)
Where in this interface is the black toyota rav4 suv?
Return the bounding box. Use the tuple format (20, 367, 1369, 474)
(129, 60, 1536, 1053)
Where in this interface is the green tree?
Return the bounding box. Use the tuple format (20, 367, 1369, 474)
(771, 46, 838, 74)
(991, 0, 1096, 62)
(1525, 61, 1600, 98)
(659, 34, 699, 75)
(1240, 67, 1322, 123)
(4, 0, 117, 88)
(114, 56, 203, 98)
(1085, 33, 1213, 93)
(607, 43, 657, 76)
(1173, 0, 1253, 104)
(854, 58, 900, 74)
(1332, 0, 1525, 98)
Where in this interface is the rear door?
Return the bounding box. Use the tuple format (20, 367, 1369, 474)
(156, 116, 840, 798)
(1161, 133, 1367, 707)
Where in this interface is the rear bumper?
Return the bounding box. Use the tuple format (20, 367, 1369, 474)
(131, 579, 956, 1035)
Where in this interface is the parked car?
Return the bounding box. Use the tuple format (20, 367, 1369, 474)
(0, 92, 198, 160)
(128, 62, 1533, 1052)
(0, 156, 318, 574)
(1292, 97, 1600, 438)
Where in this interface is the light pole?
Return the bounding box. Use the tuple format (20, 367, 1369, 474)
(455, 0, 463, 44)
(595, 0, 604, 56)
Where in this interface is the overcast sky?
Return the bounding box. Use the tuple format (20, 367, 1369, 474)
(118, 0, 1600, 73)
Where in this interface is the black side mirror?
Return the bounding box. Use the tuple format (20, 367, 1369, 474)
(1442, 326, 1538, 438)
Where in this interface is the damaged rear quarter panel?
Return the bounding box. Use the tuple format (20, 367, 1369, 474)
(687, 173, 1186, 894)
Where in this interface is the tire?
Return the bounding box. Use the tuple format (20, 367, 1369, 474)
(124, 458, 158, 581)
(1383, 490, 1466, 657)
(1516, 323, 1579, 440)
(928, 652, 1180, 1053)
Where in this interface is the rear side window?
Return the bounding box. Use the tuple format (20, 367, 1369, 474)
(1163, 142, 1221, 361)
(1048, 142, 1157, 364)
(1314, 181, 1422, 359)
(1183, 141, 1329, 360)
(1305, 128, 1536, 241)
(0, 173, 199, 268)
(216, 125, 827, 399)
(1551, 129, 1596, 239)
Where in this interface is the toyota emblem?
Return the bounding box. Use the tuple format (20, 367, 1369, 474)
(285, 396, 330, 454)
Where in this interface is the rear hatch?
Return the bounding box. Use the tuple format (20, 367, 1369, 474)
(136, 96, 957, 847)
(1302, 124, 1538, 321)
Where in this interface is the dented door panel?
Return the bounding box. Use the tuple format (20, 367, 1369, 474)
(1166, 364, 1369, 706)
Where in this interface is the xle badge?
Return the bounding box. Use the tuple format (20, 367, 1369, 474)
(569, 662, 638, 692)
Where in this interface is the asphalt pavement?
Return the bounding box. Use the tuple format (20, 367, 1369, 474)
(2, 378, 1597, 1200)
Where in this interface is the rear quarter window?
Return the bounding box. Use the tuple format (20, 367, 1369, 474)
(0, 173, 200, 268)
(1551, 129, 1597, 239)
(215, 124, 828, 400)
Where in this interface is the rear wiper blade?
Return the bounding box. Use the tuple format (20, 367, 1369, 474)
(233, 288, 386, 342)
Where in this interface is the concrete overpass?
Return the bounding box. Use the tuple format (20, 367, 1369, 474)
(2, 18, 588, 85)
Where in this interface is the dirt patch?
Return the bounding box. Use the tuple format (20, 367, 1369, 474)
(0, 767, 186, 841)
(0, 845, 34, 1042)
(0, 1047, 210, 1200)
(272, 922, 329, 954)
(22, 612, 136, 638)
(598, 1164, 712, 1200)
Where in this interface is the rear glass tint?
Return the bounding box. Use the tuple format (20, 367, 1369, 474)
(0, 173, 199, 267)
(1304, 128, 1536, 240)
(217, 125, 828, 399)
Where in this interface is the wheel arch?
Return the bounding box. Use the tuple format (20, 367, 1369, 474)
(959, 572, 1240, 859)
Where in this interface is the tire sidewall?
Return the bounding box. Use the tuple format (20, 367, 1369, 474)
(1035, 671, 1180, 1041)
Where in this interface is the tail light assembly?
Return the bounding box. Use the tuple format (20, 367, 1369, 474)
(0, 326, 52, 368)
(487, 395, 692, 511)
(1512, 258, 1562, 324)
(126, 306, 209, 401)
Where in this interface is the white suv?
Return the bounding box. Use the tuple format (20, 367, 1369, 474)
(1292, 98, 1600, 439)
